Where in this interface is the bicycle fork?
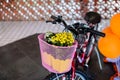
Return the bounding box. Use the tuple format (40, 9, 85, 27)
(71, 52, 84, 80)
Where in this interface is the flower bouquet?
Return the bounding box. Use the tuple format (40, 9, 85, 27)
(38, 32, 77, 73)
(45, 32, 75, 46)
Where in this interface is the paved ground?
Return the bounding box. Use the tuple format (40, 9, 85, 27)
(0, 34, 115, 80)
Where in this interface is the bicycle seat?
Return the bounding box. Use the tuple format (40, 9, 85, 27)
(84, 11, 101, 24)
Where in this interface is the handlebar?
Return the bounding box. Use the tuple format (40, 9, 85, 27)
(46, 15, 105, 37)
(73, 23, 105, 37)
(86, 27, 105, 37)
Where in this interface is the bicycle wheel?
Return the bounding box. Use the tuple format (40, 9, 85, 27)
(49, 70, 89, 80)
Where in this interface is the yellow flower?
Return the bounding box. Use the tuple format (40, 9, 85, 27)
(45, 32, 74, 46)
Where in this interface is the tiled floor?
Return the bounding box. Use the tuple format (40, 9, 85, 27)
(0, 20, 109, 46)
(0, 34, 115, 80)
(0, 34, 49, 80)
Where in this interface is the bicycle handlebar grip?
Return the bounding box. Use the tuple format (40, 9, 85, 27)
(88, 29, 105, 37)
(51, 15, 57, 20)
(46, 20, 52, 23)
(46, 20, 56, 24)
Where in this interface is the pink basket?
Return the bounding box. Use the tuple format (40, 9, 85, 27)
(38, 34, 78, 73)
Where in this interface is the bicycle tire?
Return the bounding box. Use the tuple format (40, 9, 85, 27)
(49, 70, 89, 80)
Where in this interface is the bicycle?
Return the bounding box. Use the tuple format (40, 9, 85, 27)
(38, 12, 105, 80)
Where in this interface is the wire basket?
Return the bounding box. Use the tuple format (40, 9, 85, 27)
(38, 34, 77, 73)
